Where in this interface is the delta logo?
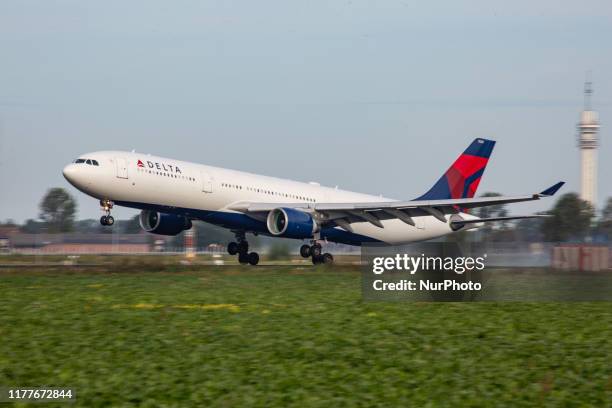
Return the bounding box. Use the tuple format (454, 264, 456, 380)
(137, 159, 182, 173)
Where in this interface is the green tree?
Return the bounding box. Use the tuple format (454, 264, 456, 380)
(596, 198, 612, 241)
(541, 193, 594, 242)
(39, 188, 77, 232)
(514, 215, 546, 242)
(21, 219, 46, 233)
(122, 214, 142, 234)
(473, 192, 508, 219)
(473, 192, 508, 241)
(194, 222, 247, 248)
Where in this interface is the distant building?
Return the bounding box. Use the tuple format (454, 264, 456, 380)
(6, 233, 151, 254)
(0, 226, 19, 253)
(0, 236, 9, 253)
(577, 79, 600, 209)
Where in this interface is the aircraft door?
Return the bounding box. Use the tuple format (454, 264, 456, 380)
(116, 157, 129, 179)
(201, 170, 213, 193)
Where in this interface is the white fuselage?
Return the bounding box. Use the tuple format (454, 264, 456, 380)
(63, 151, 474, 245)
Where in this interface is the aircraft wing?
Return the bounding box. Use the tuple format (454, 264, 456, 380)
(227, 182, 564, 230)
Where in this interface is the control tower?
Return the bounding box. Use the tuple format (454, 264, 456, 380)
(577, 79, 600, 209)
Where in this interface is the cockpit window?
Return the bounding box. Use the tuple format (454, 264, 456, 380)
(74, 158, 100, 165)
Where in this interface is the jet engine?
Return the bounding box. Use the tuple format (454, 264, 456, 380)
(139, 210, 192, 236)
(266, 208, 318, 239)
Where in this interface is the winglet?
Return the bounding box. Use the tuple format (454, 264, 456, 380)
(539, 181, 565, 196)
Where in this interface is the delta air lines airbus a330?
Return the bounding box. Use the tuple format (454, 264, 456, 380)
(63, 139, 563, 265)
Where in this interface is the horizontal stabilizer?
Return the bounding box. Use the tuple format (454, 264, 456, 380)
(451, 215, 548, 226)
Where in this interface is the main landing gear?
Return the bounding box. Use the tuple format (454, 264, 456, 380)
(99, 199, 115, 226)
(300, 241, 334, 265)
(227, 231, 259, 266)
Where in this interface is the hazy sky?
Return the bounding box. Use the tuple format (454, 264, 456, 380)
(1, 0, 611, 222)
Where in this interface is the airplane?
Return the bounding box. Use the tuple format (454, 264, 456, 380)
(62, 138, 563, 265)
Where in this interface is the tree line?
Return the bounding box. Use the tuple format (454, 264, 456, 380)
(474, 192, 610, 242)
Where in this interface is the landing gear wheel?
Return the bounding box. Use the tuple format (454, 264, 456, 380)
(99, 199, 114, 227)
(311, 244, 322, 257)
(312, 255, 323, 265)
(238, 241, 249, 254)
(300, 244, 311, 258)
(322, 253, 334, 265)
(248, 252, 259, 266)
(232, 231, 253, 264)
(227, 242, 239, 255)
(238, 253, 249, 264)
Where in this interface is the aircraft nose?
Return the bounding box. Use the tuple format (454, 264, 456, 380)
(62, 164, 78, 184)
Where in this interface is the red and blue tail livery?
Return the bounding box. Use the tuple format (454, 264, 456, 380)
(417, 138, 495, 200)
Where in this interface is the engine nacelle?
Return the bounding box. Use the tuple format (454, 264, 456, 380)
(139, 210, 192, 236)
(266, 208, 318, 239)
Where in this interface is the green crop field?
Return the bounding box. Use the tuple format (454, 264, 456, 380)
(1, 261, 611, 407)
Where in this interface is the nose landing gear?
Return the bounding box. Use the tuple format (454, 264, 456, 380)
(300, 242, 334, 265)
(99, 199, 115, 226)
(227, 231, 259, 266)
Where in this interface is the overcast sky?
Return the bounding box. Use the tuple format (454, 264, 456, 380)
(1, 0, 610, 222)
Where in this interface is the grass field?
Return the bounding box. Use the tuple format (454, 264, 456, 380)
(1, 260, 611, 407)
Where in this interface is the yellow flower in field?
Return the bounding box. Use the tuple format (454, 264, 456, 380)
(173, 304, 240, 312)
(110, 303, 240, 312)
(132, 303, 164, 309)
